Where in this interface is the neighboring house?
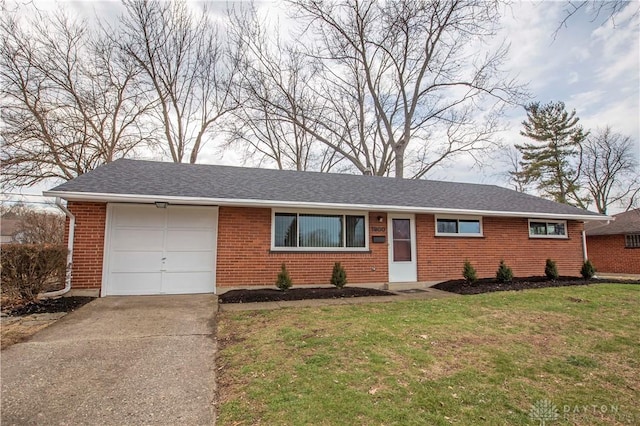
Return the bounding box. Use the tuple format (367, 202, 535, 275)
(585, 209, 640, 275)
(44, 159, 606, 296)
(0, 218, 21, 244)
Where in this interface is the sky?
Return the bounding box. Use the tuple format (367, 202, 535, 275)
(4, 0, 640, 213)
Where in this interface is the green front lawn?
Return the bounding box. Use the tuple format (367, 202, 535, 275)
(217, 284, 639, 425)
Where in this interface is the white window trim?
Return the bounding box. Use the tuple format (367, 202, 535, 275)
(271, 208, 370, 251)
(528, 219, 568, 239)
(435, 215, 484, 237)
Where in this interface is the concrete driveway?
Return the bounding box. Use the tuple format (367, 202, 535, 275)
(1, 295, 218, 425)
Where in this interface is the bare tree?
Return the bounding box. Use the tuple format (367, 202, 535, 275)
(555, 1, 639, 38)
(1, 203, 65, 244)
(235, 0, 524, 178)
(580, 126, 639, 214)
(502, 145, 528, 192)
(117, 0, 240, 164)
(227, 8, 342, 172)
(0, 6, 154, 189)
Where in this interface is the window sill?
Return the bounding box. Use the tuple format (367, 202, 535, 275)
(528, 236, 569, 240)
(435, 234, 484, 238)
(269, 249, 373, 254)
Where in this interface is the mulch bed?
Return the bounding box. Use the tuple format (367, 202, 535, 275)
(219, 287, 395, 304)
(3, 297, 95, 317)
(433, 276, 640, 295)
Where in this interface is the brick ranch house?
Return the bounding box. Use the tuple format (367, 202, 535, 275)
(44, 159, 607, 297)
(585, 209, 640, 275)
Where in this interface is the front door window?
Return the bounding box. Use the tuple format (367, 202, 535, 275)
(392, 218, 411, 262)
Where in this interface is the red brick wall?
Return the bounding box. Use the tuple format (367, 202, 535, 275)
(586, 234, 640, 274)
(67, 202, 106, 289)
(216, 208, 389, 286)
(66, 202, 588, 291)
(416, 215, 585, 280)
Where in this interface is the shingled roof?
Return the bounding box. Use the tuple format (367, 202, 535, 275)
(585, 209, 640, 235)
(45, 159, 604, 220)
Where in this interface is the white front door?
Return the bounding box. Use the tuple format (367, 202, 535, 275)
(388, 214, 417, 282)
(103, 204, 218, 296)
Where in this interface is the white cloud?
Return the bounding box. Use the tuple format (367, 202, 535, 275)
(570, 46, 591, 62)
(567, 71, 579, 84)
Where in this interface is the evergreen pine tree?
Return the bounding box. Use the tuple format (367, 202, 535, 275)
(515, 101, 588, 206)
(275, 263, 293, 290)
(330, 262, 347, 288)
(462, 260, 478, 284)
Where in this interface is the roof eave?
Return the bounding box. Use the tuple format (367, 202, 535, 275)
(43, 190, 610, 222)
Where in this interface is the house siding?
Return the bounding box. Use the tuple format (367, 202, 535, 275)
(64, 202, 587, 292)
(586, 234, 640, 274)
(416, 215, 585, 280)
(216, 207, 389, 287)
(66, 201, 107, 289)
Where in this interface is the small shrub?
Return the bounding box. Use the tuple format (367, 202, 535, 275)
(275, 263, 293, 290)
(462, 260, 477, 284)
(545, 258, 559, 280)
(330, 262, 348, 288)
(580, 260, 596, 279)
(495, 259, 513, 283)
(0, 244, 67, 303)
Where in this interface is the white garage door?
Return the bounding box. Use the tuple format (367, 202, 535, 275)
(103, 204, 218, 296)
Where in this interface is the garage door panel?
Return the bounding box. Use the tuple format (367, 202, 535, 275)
(114, 205, 165, 227)
(111, 229, 164, 250)
(108, 272, 162, 295)
(105, 204, 217, 296)
(162, 272, 215, 294)
(110, 251, 162, 273)
(167, 207, 216, 228)
(165, 230, 215, 251)
(164, 251, 214, 272)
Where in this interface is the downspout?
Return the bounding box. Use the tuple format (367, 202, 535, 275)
(581, 229, 588, 262)
(40, 197, 75, 299)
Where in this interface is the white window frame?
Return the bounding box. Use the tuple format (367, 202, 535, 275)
(271, 208, 369, 251)
(528, 219, 568, 239)
(435, 215, 483, 237)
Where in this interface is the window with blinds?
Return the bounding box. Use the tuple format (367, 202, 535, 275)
(625, 234, 640, 248)
(273, 212, 367, 250)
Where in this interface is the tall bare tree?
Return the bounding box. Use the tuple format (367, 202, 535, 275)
(117, 0, 240, 163)
(580, 127, 639, 214)
(227, 8, 342, 172)
(0, 7, 154, 189)
(555, 0, 639, 38)
(502, 145, 528, 193)
(234, 0, 524, 178)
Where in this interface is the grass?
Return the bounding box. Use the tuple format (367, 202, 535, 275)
(1, 319, 55, 349)
(216, 284, 639, 425)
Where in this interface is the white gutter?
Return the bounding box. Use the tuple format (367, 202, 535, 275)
(39, 197, 75, 299)
(43, 190, 611, 222)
